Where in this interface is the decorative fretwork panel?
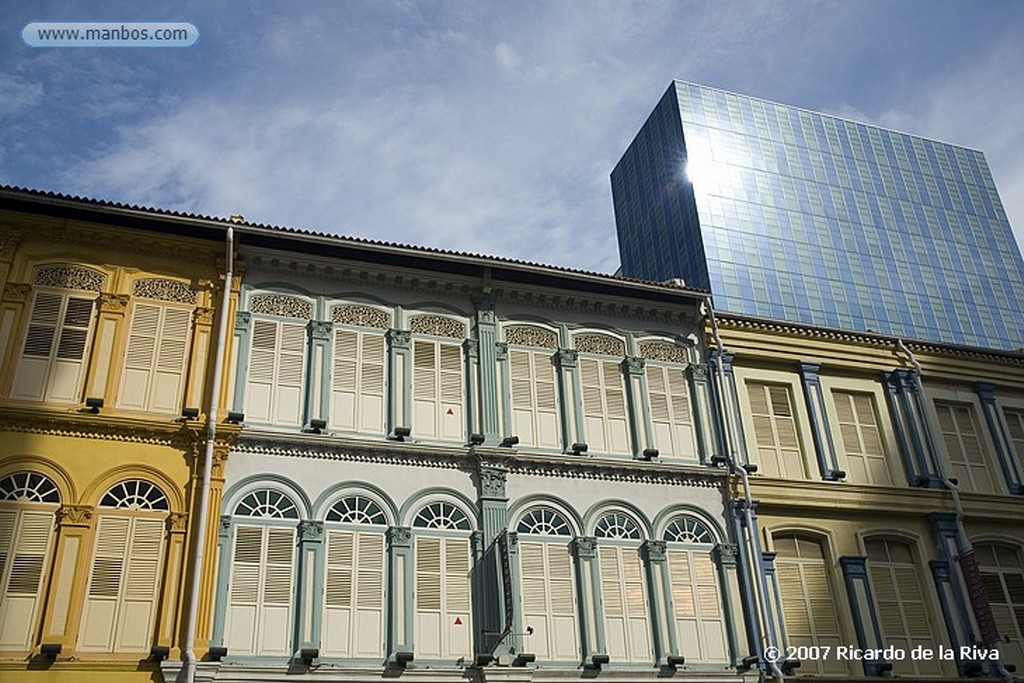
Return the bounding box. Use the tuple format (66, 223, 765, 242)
(131, 278, 197, 304)
(504, 324, 558, 349)
(409, 314, 467, 339)
(33, 265, 106, 292)
(638, 340, 688, 364)
(249, 294, 313, 319)
(573, 332, 625, 357)
(331, 304, 390, 330)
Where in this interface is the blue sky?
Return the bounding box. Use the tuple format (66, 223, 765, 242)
(2, 1, 1023, 273)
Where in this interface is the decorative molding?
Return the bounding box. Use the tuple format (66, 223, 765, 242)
(34, 264, 106, 292)
(309, 320, 333, 340)
(0, 411, 190, 446)
(167, 512, 189, 532)
(687, 363, 709, 382)
(192, 307, 214, 326)
(131, 278, 198, 304)
(331, 304, 390, 329)
(643, 539, 667, 562)
(249, 293, 313, 319)
(0, 230, 24, 261)
(98, 292, 130, 314)
(554, 348, 578, 368)
(409, 314, 467, 339)
(219, 515, 232, 536)
(504, 324, 558, 349)
(57, 504, 94, 526)
(573, 536, 597, 559)
(573, 332, 625, 357)
(2, 283, 31, 303)
(387, 329, 411, 348)
(713, 543, 739, 567)
(478, 464, 508, 499)
(299, 520, 324, 542)
(388, 526, 412, 547)
(622, 355, 645, 375)
(639, 340, 688, 364)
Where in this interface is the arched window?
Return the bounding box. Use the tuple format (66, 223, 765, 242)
(864, 538, 941, 676)
(0, 472, 59, 651)
(79, 479, 167, 654)
(412, 501, 472, 661)
(593, 512, 651, 663)
(505, 325, 561, 449)
(516, 507, 578, 661)
(663, 516, 727, 663)
(772, 534, 845, 674)
(322, 496, 387, 659)
(330, 305, 389, 435)
(975, 543, 1024, 671)
(224, 489, 299, 657)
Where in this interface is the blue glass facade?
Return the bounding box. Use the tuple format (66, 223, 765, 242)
(612, 81, 1024, 350)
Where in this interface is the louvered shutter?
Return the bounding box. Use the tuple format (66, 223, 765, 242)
(119, 304, 191, 412)
(580, 358, 629, 454)
(599, 545, 651, 662)
(668, 549, 727, 662)
(12, 292, 94, 402)
(747, 383, 805, 478)
(834, 392, 892, 485)
(936, 403, 998, 494)
(774, 538, 843, 674)
(225, 525, 296, 656)
(79, 516, 165, 653)
(412, 340, 463, 440)
(245, 319, 307, 426)
(0, 510, 54, 650)
(509, 350, 560, 449)
(322, 530, 385, 658)
(646, 365, 696, 459)
(520, 541, 578, 660)
(415, 536, 471, 660)
(330, 329, 386, 433)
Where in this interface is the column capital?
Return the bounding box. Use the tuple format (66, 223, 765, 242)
(974, 382, 996, 403)
(299, 520, 324, 542)
(2, 282, 32, 303)
(478, 463, 508, 499)
(713, 543, 739, 567)
(57, 504, 94, 527)
(308, 319, 332, 341)
(167, 512, 189, 533)
(573, 536, 597, 559)
(555, 348, 578, 368)
(622, 355, 646, 376)
(642, 539, 667, 562)
(192, 306, 214, 326)
(98, 292, 130, 314)
(387, 328, 411, 349)
(234, 310, 252, 332)
(687, 363, 709, 382)
(388, 526, 412, 548)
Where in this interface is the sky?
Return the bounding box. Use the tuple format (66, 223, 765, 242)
(2, 1, 1023, 275)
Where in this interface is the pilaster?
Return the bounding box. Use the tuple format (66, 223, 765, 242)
(728, 500, 762, 659)
(0, 282, 31, 388)
(473, 296, 501, 444)
(687, 363, 715, 464)
(839, 556, 889, 676)
(572, 536, 604, 660)
(185, 306, 213, 411)
(882, 370, 942, 488)
(927, 511, 978, 656)
(39, 504, 95, 654)
(642, 540, 676, 663)
(974, 382, 1024, 494)
(709, 350, 747, 464)
(477, 463, 511, 655)
(555, 349, 582, 453)
(155, 512, 188, 653)
(210, 515, 232, 647)
(760, 551, 785, 650)
(712, 543, 742, 666)
(307, 320, 332, 427)
(496, 342, 512, 439)
(85, 292, 129, 401)
(797, 361, 842, 479)
(623, 355, 651, 458)
(387, 329, 411, 436)
(464, 338, 481, 439)
(297, 521, 325, 652)
(387, 526, 414, 656)
(231, 311, 252, 412)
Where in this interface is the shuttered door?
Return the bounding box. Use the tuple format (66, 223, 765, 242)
(866, 539, 940, 676)
(773, 537, 844, 673)
(412, 340, 463, 440)
(519, 541, 578, 660)
(598, 545, 651, 662)
(118, 303, 192, 412)
(935, 403, 999, 494)
(579, 358, 629, 454)
(977, 545, 1024, 671)
(1004, 409, 1024, 463)
(667, 548, 728, 663)
(646, 365, 696, 459)
(225, 525, 295, 657)
(322, 530, 385, 658)
(330, 329, 386, 433)
(414, 536, 471, 660)
(79, 516, 165, 653)
(245, 319, 307, 426)
(0, 510, 54, 650)
(833, 391, 891, 485)
(11, 292, 94, 403)
(747, 382, 806, 478)
(509, 349, 561, 449)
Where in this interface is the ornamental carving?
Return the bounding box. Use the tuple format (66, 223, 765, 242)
(623, 356, 645, 375)
(249, 294, 313, 319)
(168, 512, 189, 532)
(132, 278, 198, 304)
(573, 333, 625, 357)
(299, 520, 324, 542)
(99, 293, 130, 313)
(504, 324, 558, 349)
(478, 465, 508, 499)
(409, 314, 467, 339)
(713, 543, 738, 567)
(331, 304, 390, 329)
(387, 329, 411, 348)
(34, 265, 106, 292)
(309, 320, 332, 340)
(0, 231, 23, 261)
(573, 536, 597, 559)
(554, 348, 578, 367)
(57, 504, 94, 526)
(639, 340, 688, 364)
(2, 283, 31, 303)
(219, 515, 231, 536)
(643, 540, 667, 562)
(192, 307, 214, 326)
(388, 526, 412, 547)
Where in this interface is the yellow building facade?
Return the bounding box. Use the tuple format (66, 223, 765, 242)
(0, 191, 239, 682)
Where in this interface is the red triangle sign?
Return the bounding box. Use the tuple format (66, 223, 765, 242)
(454, 616, 463, 625)
(446, 408, 454, 415)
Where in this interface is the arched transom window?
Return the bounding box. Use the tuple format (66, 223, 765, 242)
(233, 489, 299, 519)
(664, 516, 715, 544)
(0, 471, 60, 503)
(517, 507, 572, 536)
(100, 479, 169, 511)
(413, 501, 471, 530)
(326, 495, 387, 525)
(594, 512, 642, 540)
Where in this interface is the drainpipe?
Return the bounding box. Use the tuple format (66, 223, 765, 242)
(182, 226, 234, 683)
(704, 299, 785, 683)
(895, 340, 1013, 683)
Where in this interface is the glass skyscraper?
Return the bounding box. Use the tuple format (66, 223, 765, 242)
(612, 81, 1024, 350)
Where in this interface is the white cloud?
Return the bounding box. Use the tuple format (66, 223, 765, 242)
(494, 42, 521, 72)
(0, 73, 43, 117)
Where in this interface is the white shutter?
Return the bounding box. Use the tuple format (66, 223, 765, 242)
(415, 536, 471, 660)
(668, 548, 727, 663)
(322, 530, 385, 658)
(647, 365, 696, 459)
(747, 383, 806, 478)
(773, 537, 843, 674)
(79, 516, 165, 653)
(245, 319, 307, 426)
(833, 391, 892, 485)
(580, 358, 629, 454)
(412, 340, 463, 440)
(936, 402, 999, 494)
(520, 541, 578, 660)
(599, 545, 651, 663)
(509, 349, 561, 449)
(0, 510, 55, 650)
(12, 292, 94, 403)
(225, 524, 296, 657)
(118, 304, 191, 413)
(330, 329, 386, 433)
